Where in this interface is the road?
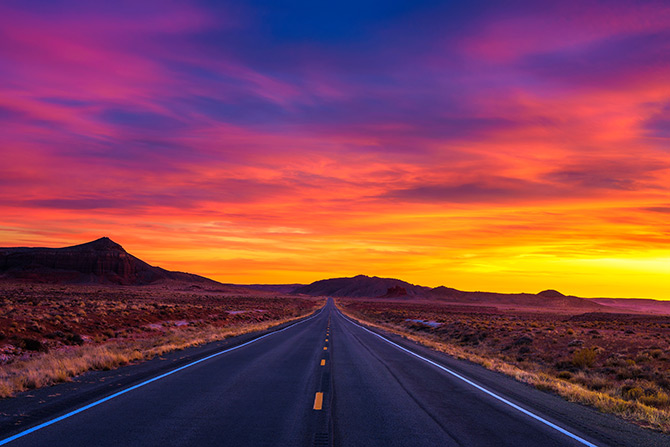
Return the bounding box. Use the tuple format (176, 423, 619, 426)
(1, 299, 668, 446)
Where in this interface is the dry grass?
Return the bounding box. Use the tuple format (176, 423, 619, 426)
(338, 303, 670, 433)
(0, 282, 323, 397)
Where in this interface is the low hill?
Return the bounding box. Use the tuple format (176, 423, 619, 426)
(0, 237, 220, 286)
(589, 298, 670, 314)
(429, 287, 603, 311)
(294, 275, 605, 310)
(237, 284, 304, 294)
(293, 275, 430, 298)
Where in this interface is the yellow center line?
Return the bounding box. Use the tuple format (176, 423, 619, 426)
(313, 392, 323, 410)
(325, 338, 328, 342)
(323, 346, 327, 350)
(320, 359, 326, 366)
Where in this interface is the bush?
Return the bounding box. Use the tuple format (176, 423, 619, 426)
(573, 348, 597, 368)
(557, 371, 572, 380)
(625, 386, 645, 400)
(640, 391, 670, 409)
(20, 337, 49, 353)
(65, 333, 84, 345)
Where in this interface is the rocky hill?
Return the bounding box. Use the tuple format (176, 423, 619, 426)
(293, 275, 429, 298)
(0, 237, 219, 286)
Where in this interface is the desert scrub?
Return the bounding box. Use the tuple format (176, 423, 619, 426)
(0, 303, 321, 398)
(573, 348, 597, 369)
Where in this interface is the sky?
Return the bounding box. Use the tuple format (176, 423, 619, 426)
(1, 0, 669, 298)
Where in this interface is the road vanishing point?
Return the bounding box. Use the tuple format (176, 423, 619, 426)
(1, 299, 668, 446)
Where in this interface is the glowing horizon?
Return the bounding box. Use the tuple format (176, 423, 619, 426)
(1, 1, 669, 299)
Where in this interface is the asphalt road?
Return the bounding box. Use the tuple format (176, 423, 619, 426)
(1, 299, 669, 446)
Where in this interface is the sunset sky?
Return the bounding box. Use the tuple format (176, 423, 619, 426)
(1, 1, 669, 298)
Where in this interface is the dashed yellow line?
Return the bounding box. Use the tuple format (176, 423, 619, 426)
(325, 338, 328, 342)
(313, 392, 323, 410)
(323, 346, 327, 350)
(320, 359, 326, 366)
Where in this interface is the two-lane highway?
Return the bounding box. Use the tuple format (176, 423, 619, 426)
(2, 299, 668, 446)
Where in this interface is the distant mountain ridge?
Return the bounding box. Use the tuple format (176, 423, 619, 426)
(1, 239, 664, 311)
(0, 237, 219, 286)
(293, 275, 604, 310)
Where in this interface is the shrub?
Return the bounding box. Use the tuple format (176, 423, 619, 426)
(65, 333, 84, 345)
(649, 349, 664, 359)
(625, 386, 645, 400)
(640, 391, 670, 409)
(20, 338, 48, 353)
(557, 371, 572, 380)
(573, 348, 597, 368)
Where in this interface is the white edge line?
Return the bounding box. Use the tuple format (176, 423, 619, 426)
(0, 306, 326, 446)
(339, 310, 599, 447)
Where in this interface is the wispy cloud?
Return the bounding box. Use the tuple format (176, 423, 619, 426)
(1, 0, 669, 298)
